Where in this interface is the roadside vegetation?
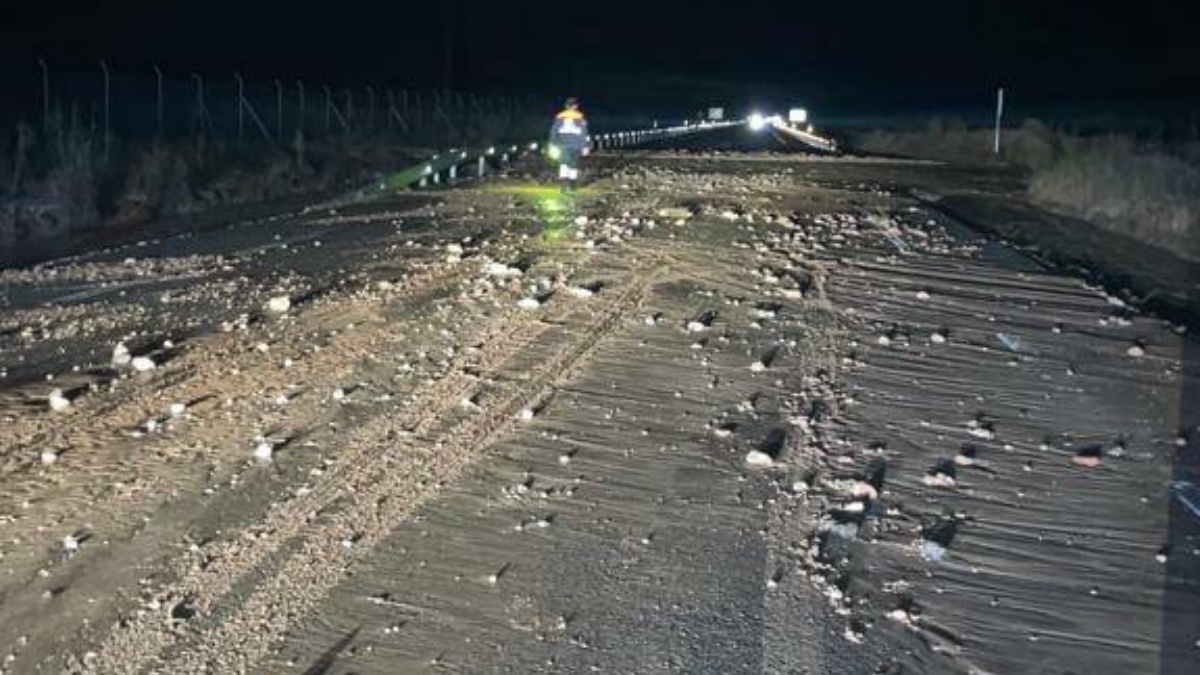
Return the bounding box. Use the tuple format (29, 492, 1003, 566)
(0, 113, 423, 253)
(852, 118, 1200, 261)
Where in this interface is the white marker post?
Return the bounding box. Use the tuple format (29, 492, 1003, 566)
(993, 87, 1005, 156)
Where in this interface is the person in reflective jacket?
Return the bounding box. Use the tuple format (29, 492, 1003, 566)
(547, 97, 591, 193)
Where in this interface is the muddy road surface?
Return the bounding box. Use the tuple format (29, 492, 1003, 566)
(1, 144, 1197, 674)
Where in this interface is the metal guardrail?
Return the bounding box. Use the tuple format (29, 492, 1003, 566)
(384, 116, 838, 192)
(593, 121, 741, 150)
(769, 121, 838, 152)
(386, 120, 744, 190)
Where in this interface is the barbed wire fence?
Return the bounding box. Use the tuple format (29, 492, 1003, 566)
(2, 59, 549, 184)
(0, 60, 557, 246)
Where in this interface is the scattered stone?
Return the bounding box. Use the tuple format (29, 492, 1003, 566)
(131, 356, 157, 373)
(253, 441, 274, 462)
(484, 262, 523, 279)
(266, 296, 292, 314)
(517, 297, 541, 310)
(922, 472, 956, 488)
(40, 450, 59, 466)
(744, 450, 775, 469)
(919, 539, 946, 562)
(48, 389, 71, 413)
(112, 343, 132, 368)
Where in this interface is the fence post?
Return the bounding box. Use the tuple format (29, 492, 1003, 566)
(324, 85, 332, 132)
(37, 58, 50, 135)
(296, 80, 306, 136)
(275, 79, 284, 140)
(191, 73, 211, 136)
(993, 87, 1004, 156)
(367, 86, 375, 135)
(153, 64, 164, 137)
(386, 90, 394, 133)
(235, 72, 245, 141)
(99, 60, 111, 162)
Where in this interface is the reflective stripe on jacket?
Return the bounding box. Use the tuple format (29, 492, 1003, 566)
(549, 109, 590, 151)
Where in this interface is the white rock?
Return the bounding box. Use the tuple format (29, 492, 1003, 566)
(332, 388, 346, 402)
(484, 262, 523, 279)
(877, 335, 892, 347)
(749, 360, 767, 373)
(1127, 345, 1146, 358)
(517, 407, 535, 422)
(887, 609, 915, 625)
(916, 290, 931, 301)
(112, 343, 132, 368)
(253, 441, 274, 461)
(744, 450, 774, 468)
(922, 473, 956, 488)
(685, 321, 708, 333)
(919, 540, 946, 561)
(967, 426, 995, 440)
(40, 450, 59, 466)
(517, 297, 541, 310)
(48, 389, 71, 412)
(62, 534, 80, 552)
(266, 296, 292, 314)
(567, 286, 595, 298)
(131, 356, 156, 373)
(574, 215, 590, 226)
(168, 403, 187, 417)
(930, 332, 947, 344)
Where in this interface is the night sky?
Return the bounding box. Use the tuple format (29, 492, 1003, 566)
(2, 1, 1196, 121)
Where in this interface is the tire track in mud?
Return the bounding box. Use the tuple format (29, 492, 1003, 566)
(0, 261, 467, 592)
(70, 250, 663, 674)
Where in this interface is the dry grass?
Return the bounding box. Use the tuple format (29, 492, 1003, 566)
(852, 118, 1200, 260)
(1, 119, 424, 255)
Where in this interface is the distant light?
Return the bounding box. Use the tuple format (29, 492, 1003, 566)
(807, 123, 815, 133)
(788, 108, 808, 124)
(547, 144, 562, 160)
(748, 113, 767, 131)
(529, 142, 539, 151)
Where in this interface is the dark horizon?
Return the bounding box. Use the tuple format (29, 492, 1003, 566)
(2, 0, 1197, 125)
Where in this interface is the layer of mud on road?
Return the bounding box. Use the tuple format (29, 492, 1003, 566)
(1, 147, 1197, 674)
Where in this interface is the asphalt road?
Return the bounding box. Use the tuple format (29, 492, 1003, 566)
(0, 134, 1196, 674)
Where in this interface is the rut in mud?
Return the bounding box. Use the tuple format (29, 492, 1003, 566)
(0, 152, 1196, 674)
